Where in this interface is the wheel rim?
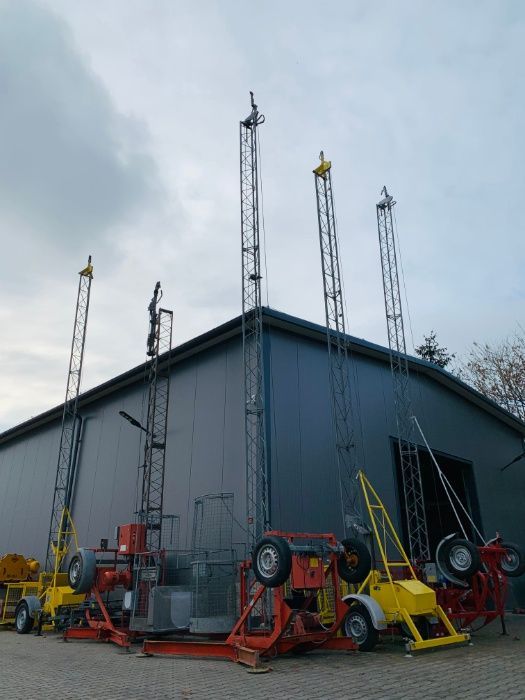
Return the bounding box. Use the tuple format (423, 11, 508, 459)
(345, 611, 368, 645)
(501, 548, 519, 573)
(70, 558, 82, 585)
(345, 551, 359, 570)
(449, 545, 472, 572)
(16, 607, 27, 630)
(257, 545, 279, 579)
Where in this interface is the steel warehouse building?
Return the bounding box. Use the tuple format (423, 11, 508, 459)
(1, 307, 524, 604)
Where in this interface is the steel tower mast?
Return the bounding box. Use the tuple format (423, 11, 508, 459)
(240, 92, 268, 547)
(139, 282, 173, 553)
(376, 188, 430, 561)
(313, 153, 360, 535)
(45, 256, 93, 572)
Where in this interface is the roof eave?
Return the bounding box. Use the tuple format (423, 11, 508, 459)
(1, 306, 524, 445)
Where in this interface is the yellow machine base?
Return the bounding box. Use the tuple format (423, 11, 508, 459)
(397, 604, 470, 652)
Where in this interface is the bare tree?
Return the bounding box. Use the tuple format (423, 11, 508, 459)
(458, 332, 525, 422)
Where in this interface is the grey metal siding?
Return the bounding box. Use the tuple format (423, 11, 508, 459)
(0, 312, 523, 604)
(265, 323, 525, 604)
(0, 336, 246, 563)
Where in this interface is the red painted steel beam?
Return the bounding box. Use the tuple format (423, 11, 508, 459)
(142, 639, 238, 662)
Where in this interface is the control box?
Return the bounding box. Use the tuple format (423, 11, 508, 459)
(117, 523, 146, 555)
(291, 553, 325, 589)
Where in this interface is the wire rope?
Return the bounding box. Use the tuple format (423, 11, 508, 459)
(219, 349, 228, 493)
(392, 205, 416, 353)
(256, 131, 270, 308)
(427, 443, 444, 541)
(86, 413, 104, 540)
(266, 327, 283, 529)
(296, 343, 306, 527)
(413, 416, 485, 543)
(133, 361, 150, 519)
(184, 366, 199, 549)
(391, 198, 445, 486)
(222, 498, 250, 538)
(107, 420, 123, 536)
(330, 167, 367, 525)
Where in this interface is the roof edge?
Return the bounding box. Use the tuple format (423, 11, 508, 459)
(1, 306, 524, 445)
(263, 307, 525, 436)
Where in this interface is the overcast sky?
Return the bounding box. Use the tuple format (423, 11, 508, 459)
(0, 0, 523, 431)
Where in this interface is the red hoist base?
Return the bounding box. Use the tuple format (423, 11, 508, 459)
(63, 586, 136, 648)
(142, 531, 358, 668)
(63, 549, 138, 648)
(434, 543, 509, 632)
(63, 525, 146, 648)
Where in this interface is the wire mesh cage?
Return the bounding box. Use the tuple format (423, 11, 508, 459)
(130, 514, 182, 632)
(130, 496, 241, 635)
(190, 553, 238, 633)
(191, 493, 235, 555)
(160, 514, 180, 551)
(189, 493, 238, 632)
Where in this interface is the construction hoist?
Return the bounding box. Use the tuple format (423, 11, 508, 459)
(240, 92, 268, 549)
(10, 258, 93, 635)
(376, 190, 430, 562)
(45, 256, 93, 572)
(313, 153, 362, 536)
(63, 282, 174, 645)
(139, 281, 173, 554)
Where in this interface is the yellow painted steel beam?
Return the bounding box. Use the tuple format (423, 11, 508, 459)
(410, 633, 470, 651)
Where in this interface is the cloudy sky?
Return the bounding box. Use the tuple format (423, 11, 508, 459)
(0, 0, 523, 431)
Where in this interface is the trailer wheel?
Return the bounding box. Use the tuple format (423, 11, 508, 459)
(252, 536, 292, 587)
(15, 601, 33, 634)
(442, 538, 481, 579)
(68, 548, 96, 593)
(344, 603, 378, 651)
(499, 542, 525, 578)
(338, 539, 371, 584)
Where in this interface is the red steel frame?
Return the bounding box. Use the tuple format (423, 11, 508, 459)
(63, 548, 139, 649)
(367, 542, 511, 638)
(434, 543, 509, 631)
(64, 535, 512, 654)
(142, 531, 358, 666)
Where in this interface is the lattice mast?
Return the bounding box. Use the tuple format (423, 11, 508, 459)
(240, 92, 268, 548)
(45, 256, 93, 572)
(139, 282, 173, 553)
(376, 188, 430, 561)
(313, 153, 360, 535)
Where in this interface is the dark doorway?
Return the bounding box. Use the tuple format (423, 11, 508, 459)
(392, 441, 483, 558)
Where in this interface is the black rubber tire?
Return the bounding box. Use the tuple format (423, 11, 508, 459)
(401, 616, 432, 641)
(344, 603, 379, 652)
(68, 548, 96, 593)
(15, 601, 34, 635)
(499, 542, 525, 578)
(252, 536, 292, 588)
(338, 539, 372, 584)
(441, 538, 481, 579)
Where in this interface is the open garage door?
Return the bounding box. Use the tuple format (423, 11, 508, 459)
(393, 443, 483, 556)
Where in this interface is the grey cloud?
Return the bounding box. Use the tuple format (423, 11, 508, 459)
(0, 0, 162, 250)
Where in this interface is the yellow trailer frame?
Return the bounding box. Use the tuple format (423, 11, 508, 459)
(353, 471, 469, 652)
(1, 509, 86, 630)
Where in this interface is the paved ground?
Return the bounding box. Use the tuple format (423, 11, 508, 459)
(2, 615, 524, 699)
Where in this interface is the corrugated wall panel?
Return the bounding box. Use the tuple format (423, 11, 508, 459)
(0, 318, 523, 603)
(0, 336, 245, 563)
(266, 324, 525, 604)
